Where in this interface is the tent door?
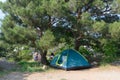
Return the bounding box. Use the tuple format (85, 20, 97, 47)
(56, 55, 67, 66)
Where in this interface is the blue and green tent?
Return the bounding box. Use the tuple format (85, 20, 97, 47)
(50, 49, 91, 70)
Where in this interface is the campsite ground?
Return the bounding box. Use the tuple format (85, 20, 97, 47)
(0, 65, 120, 80)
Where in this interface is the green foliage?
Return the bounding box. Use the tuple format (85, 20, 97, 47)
(102, 40, 118, 63)
(79, 12, 93, 26)
(53, 27, 74, 45)
(1, 25, 37, 44)
(92, 21, 120, 63)
(36, 30, 55, 50)
(0, 0, 120, 65)
(17, 61, 44, 72)
(79, 46, 90, 54)
(0, 40, 9, 57)
(92, 21, 106, 32)
(79, 46, 91, 58)
(5, 45, 33, 61)
(109, 22, 120, 40)
(113, 0, 120, 13)
(92, 0, 104, 7)
(52, 43, 74, 56)
(18, 46, 32, 61)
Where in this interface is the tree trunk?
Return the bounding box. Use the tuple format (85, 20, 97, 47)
(74, 39, 81, 51)
(40, 50, 49, 65)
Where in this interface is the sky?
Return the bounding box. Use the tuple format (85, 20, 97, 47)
(0, 10, 5, 19)
(0, 0, 6, 19)
(0, 0, 6, 26)
(0, 0, 6, 3)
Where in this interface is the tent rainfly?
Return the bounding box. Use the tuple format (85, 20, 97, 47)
(50, 49, 91, 70)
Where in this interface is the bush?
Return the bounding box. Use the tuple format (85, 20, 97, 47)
(79, 46, 91, 59)
(8, 45, 33, 62)
(18, 49, 32, 61)
(18, 61, 44, 72)
(102, 42, 118, 63)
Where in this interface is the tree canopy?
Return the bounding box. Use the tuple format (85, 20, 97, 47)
(0, 0, 120, 64)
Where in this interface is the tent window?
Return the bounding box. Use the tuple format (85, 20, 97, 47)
(56, 54, 67, 66)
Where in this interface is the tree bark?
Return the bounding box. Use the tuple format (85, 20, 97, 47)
(40, 50, 49, 65)
(74, 39, 81, 51)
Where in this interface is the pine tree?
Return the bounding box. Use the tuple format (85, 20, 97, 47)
(0, 0, 120, 64)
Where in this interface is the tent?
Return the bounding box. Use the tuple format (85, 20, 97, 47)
(50, 49, 91, 70)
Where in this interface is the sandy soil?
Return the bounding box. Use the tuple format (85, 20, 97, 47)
(0, 66, 120, 80)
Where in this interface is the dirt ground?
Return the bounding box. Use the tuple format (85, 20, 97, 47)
(0, 66, 120, 80)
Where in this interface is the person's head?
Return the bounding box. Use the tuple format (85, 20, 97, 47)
(34, 52, 38, 56)
(36, 53, 38, 55)
(51, 53, 54, 55)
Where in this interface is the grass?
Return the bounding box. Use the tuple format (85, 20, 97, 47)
(17, 60, 55, 72)
(0, 60, 54, 78)
(17, 61, 45, 72)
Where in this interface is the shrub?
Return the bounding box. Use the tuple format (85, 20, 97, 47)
(18, 61, 44, 72)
